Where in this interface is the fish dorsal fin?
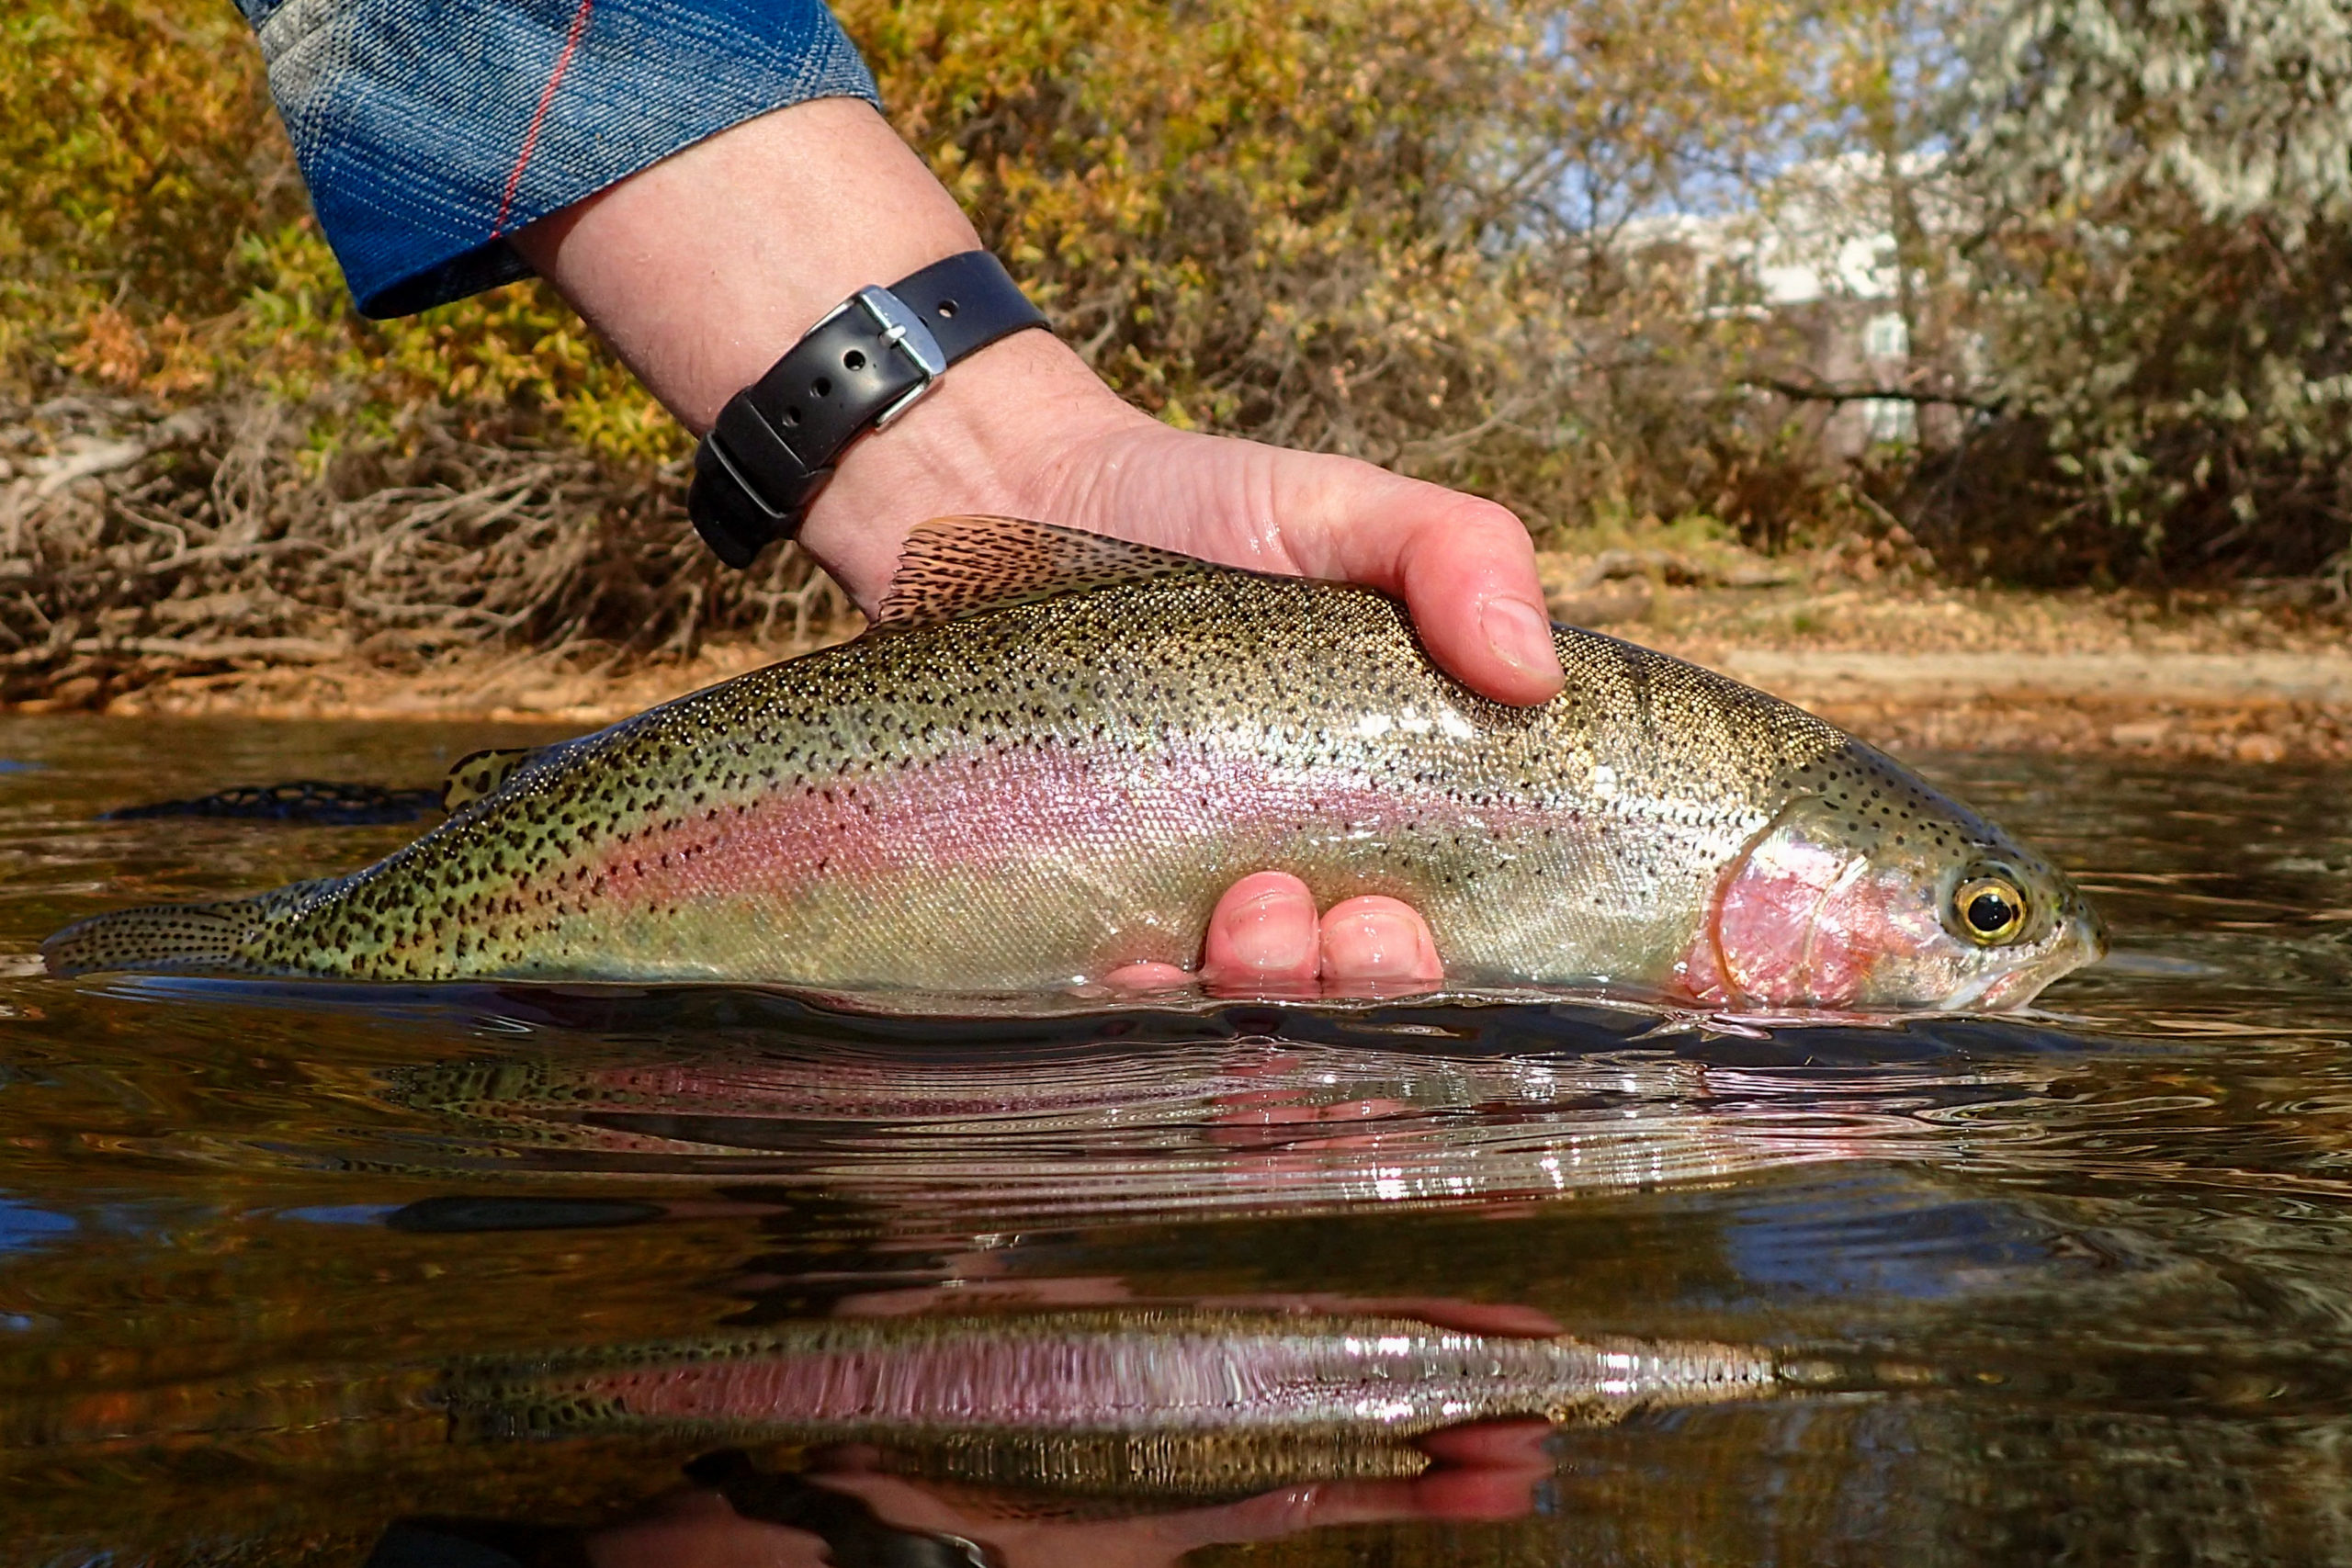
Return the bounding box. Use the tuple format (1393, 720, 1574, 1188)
(871, 516, 1206, 630)
(442, 746, 548, 812)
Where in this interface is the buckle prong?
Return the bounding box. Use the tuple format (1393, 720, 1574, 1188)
(853, 285, 949, 428)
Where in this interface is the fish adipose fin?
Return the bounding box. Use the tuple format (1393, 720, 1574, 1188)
(442, 746, 554, 812)
(873, 516, 1204, 631)
(41, 877, 337, 977)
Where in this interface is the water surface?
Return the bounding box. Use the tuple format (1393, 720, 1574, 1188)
(3, 716, 2349, 1565)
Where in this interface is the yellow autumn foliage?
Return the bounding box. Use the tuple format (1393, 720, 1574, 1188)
(4, 0, 1852, 531)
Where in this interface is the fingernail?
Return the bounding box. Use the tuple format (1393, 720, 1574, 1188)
(1480, 596, 1563, 681)
(1340, 907, 1420, 975)
(1230, 891, 1316, 973)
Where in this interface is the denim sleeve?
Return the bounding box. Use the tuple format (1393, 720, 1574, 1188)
(238, 0, 880, 317)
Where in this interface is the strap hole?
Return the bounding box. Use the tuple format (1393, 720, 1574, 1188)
(812, 376, 833, 397)
(935, 299, 958, 319)
(842, 349, 866, 371)
(783, 407, 802, 426)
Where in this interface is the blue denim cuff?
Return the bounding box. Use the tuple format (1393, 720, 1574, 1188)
(240, 0, 880, 317)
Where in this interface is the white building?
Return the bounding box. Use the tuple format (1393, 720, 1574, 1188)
(1612, 152, 1962, 455)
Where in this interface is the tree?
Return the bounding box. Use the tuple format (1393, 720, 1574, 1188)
(1954, 0, 2352, 577)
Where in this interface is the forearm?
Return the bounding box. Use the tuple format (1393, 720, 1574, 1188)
(512, 97, 975, 434)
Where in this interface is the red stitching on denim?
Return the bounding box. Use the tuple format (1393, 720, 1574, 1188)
(492, 0, 594, 237)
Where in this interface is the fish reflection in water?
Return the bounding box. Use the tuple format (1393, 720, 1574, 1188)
(450, 1308, 1780, 1483)
(491, 1437, 1572, 1568)
(325, 1002, 2105, 1562)
(392, 1308, 1775, 1568)
(11, 980, 2352, 1565)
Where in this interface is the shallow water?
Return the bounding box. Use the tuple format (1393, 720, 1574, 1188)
(4, 716, 2352, 1565)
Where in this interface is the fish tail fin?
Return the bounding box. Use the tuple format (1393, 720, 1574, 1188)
(41, 877, 337, 977)
(42, 900, 255, 976)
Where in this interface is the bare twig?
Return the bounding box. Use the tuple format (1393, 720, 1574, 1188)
(1739, 375, 2005, 414)
(0, 393, 848, 703)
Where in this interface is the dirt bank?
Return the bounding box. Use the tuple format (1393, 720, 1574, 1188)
(1615, 563, 2352, 762)
(14, 541, 2339, 762)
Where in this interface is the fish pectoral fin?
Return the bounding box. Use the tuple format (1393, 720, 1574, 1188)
(442, 746, 550, 811)
(872, 516, 1208, 630)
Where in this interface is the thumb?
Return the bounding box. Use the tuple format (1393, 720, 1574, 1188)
(1282, 468, 1564, 707)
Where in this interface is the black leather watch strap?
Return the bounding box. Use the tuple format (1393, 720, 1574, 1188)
(688, 251, 1049, 569)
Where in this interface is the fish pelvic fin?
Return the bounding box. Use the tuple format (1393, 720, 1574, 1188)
(41, 877, 339, 977)
(873, 516, 1207, 630)
(442, 745, 554, 812)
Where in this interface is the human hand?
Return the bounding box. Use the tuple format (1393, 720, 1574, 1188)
(1101, 872, 1444, 996)
(582, 1420, 1555, 1568)
(517, 99, 1565, 992)
(519, 101, 1562, 709)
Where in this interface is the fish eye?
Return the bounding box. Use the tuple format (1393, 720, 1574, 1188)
(1954, 874, 2028, 945)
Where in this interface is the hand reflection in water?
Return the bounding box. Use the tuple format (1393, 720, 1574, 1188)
(582, 1422, 1553, 1568)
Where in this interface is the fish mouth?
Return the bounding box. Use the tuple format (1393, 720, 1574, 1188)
(1933, 967, 2023, 1013)
(1933, 904, 2108, 1013)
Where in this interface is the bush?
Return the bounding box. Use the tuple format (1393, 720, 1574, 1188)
(1949, 0, 2352, 580)
(7, 0, 1856, 514)
(848, 0, 1870, 540)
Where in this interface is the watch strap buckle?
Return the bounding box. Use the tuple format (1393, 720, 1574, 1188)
(850, 286, 949, 428)
(686, 251, 1050, 570)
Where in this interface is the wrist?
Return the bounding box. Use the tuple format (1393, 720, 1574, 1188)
(511, 96, 1165, 609)
(795, 329, 1156, 606)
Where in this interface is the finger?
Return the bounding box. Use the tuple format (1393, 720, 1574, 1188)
(1407, 1418, 1556, 1520)
(1281, 467, 1564, 707)
(1332, 1297, 1566, 1337)
(1206, 1096, 1409, 1129)
(1199, 872, 1321, 989)
(1414, 1417, 1556, 1468)
(1099, 959, 1193, 991)
(1317, 896, 1443, 990)
(1191, 1292, 1565, 1337)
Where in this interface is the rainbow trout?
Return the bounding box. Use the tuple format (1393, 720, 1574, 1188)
(44, 518, 2101, 1010)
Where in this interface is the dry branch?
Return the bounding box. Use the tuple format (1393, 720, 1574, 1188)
(0, 393, 845, 704)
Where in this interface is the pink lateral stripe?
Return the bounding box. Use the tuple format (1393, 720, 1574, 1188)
(570, 745, 1495, 910)
(491, 0, 594, 237)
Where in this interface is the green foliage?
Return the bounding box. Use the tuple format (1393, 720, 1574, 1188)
(0, 0, 286, 384)
(224, 220, 685, 467)
(0, 0, 680, 468)
(0, 0, 271, 287)
(854, 0, 1882, 538)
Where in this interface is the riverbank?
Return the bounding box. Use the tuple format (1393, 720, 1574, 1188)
(1567, 550, 2352, 762)
(19, 536, 2352, 761)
